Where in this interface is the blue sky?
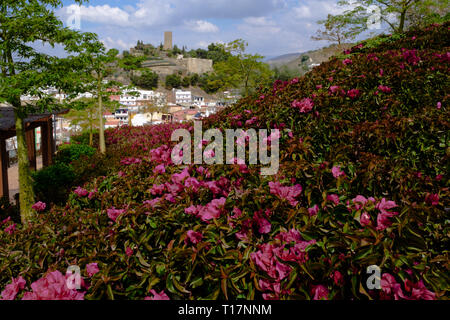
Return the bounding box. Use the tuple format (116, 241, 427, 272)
(57, 0, 379, 58)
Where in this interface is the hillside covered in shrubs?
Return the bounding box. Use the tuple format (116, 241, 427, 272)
(0, 23, 448, 300)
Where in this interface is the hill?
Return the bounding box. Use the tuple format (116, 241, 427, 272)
(0, 23, 449, 300)
(267, 43, 354, 75)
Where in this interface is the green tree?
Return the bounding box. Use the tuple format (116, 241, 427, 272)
(64, 98, 100, 146)
(165, 74, 182, 89)
(131, 70, 159, 89)
(213, 39, 273, 95)
(182, 76, 191, 88)
(0, 0, 94, 222)
(332, 0, 449, 36)
(71, 40, 123, 154)
(311, 14, 360, 47)
(190, 73, 200, 86)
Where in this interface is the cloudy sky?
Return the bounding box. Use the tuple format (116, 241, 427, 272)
(57, 0, 377, 58)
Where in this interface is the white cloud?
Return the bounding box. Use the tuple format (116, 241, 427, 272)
(184, 20, 219, 33)
(64, 4, 130, 27)
(243, 16, 276, 27)
(293, 6, 311, 18)
(102, 37, 134, 50)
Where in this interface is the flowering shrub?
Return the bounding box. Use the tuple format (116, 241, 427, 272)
(0, 23, 449, 300)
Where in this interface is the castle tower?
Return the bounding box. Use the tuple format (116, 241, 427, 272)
(163, 31, 173, 50)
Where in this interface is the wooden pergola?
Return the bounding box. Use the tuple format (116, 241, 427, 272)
(0, 106, 64, 199)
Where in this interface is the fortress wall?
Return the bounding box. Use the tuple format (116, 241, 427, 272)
(185, 58, 213, 74)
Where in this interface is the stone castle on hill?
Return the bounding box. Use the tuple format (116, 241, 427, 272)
(129, 31, 213, 77)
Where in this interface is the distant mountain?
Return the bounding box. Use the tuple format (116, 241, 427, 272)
(266, 43, 354, 75)
(265, 53, 304, 66)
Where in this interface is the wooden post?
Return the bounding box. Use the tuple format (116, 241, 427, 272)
(41, 117, 54, 167)
(0, 137, 9, 199)
(26, 129, 36, 171)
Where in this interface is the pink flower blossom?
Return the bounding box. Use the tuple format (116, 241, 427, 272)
(32, 201, 46, 212)
(125, 247, 133, 257)
(376, 198, 397, 215)
(185, 230, 203, 245)
(1, 276, 26, 300)
(21, 271, 85, 300)
(269, 181, 302, 207)
(197, 197, 227, 222)
(145, 289, 170, 300)
(291, 98, 314, 113)
(343, 58, 353, 65)
(332, 271, 344, 286)
(347, 88, 361, 99)
(312, 285, 329, 300)
(308, 204, 319, 217)
(437, 102, 441, 109)
(253, 211, 271, 234)
(378, 85, 392, 93)
(144, 198, 161, 208)
(425, 193, 439, 206)
(360, 212, 371, 227)
(153, 164, 166, 174)
(107, 207, 126, 222)
(88, 189, 97, 200)
(86, 263, 99, 277)
(332, 166, 345, 178)
(171, 167, 190, 184)
(4, 223, 16, 235)
(326, 194, 340, 205)
(381, 273, 405, 300)
(74, 187, 88, 197)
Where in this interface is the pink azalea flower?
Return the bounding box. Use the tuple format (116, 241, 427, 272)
(145, 289, 170, 300)
(407, 280, 435, 300)
(171, 167, 190, 184)
(437, 102, 441, 109)
(185, 230, 203, 245)
(329, 85, 340, 94)
(31, 201, 46, 212)
(86, 263, 99, 277)
(125, 247, 133, 257)
(332, 166, 345, 178)
(378, 85, 392, 93)
(347, 89, 361, 99)
(1, 276, 26, 300)
(197, 198, 227, 222)
(184, 177, 201, 193)
(107, 207, 126, 222)
(332, 271, 344, 286)
(144, 198, 162, 209)
(312, 285, 329, 300)
(376, 198, 397, 215)
(185, 205, 200, 216)
(21, 271, 85, 300)
(4, 223, 16, 235)
(269, 181, 302, 207)
(360, 212, 371, 227)
(88, 189, 97, 200)
(308, 204, 319, 217)
(291, 98, 314, 113)
(326, 194, 340, 205)
(74, 187, 88, 197)
(253, 211, 271, 234)
(343, 58, 352, 65)
(381, 273, 405, 300)
(425, 193, 439, 206)
(153, 164, 166, 174)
